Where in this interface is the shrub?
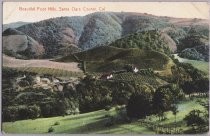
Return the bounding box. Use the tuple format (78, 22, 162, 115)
(48, 127, 54, 133)
(104, 114, 111, 118)
(104, 106, 111, 111)
(104, 116, 115, 127)
(54, 121, 60, 126)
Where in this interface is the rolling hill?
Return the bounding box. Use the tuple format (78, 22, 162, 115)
(57, 46, 173, 74)
(3, 28, 45, 59)
(3, 12, 208, 59)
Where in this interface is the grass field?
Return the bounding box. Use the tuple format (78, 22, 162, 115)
(174, 54, 209, 74)
(2, 97, 207, 134)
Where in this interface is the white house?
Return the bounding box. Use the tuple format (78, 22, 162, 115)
(107, 74, 113, 79)
(35, 76, 41, 83)
(41, 78, 51, 84)
(133, 67, 139, 73)
(52, 77, 60, 84)
(100, 73, 113, 80)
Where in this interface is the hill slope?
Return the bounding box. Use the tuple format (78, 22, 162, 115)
(109, 30, 176, 54)
(3, 28, 45, 59)
(57, 46, 173, 73)
(3, 55, 82, 73)
(3, 21, 29, 31)
(3, 12, 208, 58)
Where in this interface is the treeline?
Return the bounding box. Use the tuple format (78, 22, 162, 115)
(171, 57, 209, 96)
(109, 30, 171, 55)
(127, 84, 184, 119)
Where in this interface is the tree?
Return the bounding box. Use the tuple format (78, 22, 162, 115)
(153, 84, 184, 120)
(178, 27, 206, 51)
(184, 109, 206, 133)
(126, 91, 153, 118)
(171, 104, 179, 132)
(181, 81, 195, 97)
(153, 88, 172, 120)
(194, 78, 209, 95)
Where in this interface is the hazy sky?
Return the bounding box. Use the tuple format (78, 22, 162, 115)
(3, 2, 209, 24)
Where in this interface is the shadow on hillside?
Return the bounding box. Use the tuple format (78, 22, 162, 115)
(60, 117, 109, 133)
(60, 110, 106, 122)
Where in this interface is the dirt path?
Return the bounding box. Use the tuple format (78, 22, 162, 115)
(3, 55, 82, 72)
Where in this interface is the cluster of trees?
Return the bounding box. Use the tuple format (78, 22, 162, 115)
(2, 68, 79, 122)
(184, 100, 209, 133)
(171, 59, 209, 96)
(2, 86, 79, 122)
(126, 84, 184, 119)
(76, 75, 137, 113)
(110, 30, 171, 55)
(178, 45, 209, 61)
(3, 105, 41, 121)
(178, 48, 205, 61)
(177, 27, 208, 51)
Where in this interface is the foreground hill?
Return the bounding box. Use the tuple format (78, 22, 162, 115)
(3, 12, 208, 58)
(57, 46, 173, 74)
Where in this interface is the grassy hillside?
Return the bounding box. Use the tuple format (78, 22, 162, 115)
(3, 98, 206, 134)
(57, 46, 172, 73)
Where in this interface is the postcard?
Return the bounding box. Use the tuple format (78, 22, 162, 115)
(1, 1, 209, 135)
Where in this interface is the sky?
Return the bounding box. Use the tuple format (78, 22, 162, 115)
(3, 2, 209, 24)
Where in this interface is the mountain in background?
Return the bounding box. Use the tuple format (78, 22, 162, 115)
(2, 12, 209, 59)
(3, 28, 44, 59)
(3, 21, 29, 31)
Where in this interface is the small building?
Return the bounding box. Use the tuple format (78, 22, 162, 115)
(41, 78, 51, 84)
(35, 76, 41, 83)
(52, 77, 60, 84)
(53, 84, 64, 91)
(100, 73, 113, 80)
(133, 67, 139, 73)
(16, 74, 26, 82)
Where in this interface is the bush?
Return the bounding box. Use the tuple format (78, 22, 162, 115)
(104, 106, 111, 111)
(48, 127, 54, 133)
(104, 116, 115, 127)
(54, 121, 60, 126)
